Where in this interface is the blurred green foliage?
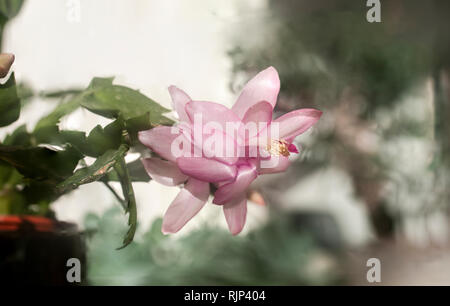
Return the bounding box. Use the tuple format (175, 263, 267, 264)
(0, 0, 23, 19)
(85, 208, 344, 285)
(230, 0, 450, 112)
(0, 0, 24, 49)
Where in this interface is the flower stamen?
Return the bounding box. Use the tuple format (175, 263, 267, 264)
(266, 140, 290, 157)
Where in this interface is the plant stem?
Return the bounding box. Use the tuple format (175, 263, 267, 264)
(102, 181, 126, 210)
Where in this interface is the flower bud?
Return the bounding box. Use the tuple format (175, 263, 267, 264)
(0, 53, 15, 78)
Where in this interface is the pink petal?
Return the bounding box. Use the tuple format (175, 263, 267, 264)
(173, 124, 240, 164)
(177, 157, 237, 183)
(288, 143, 299, 154)
(242, 101, 273, 139)
(186, 101, 246, 145)
(232, 67, 280, 119)
(257, 155, 290, 174)
(185, 101, 243, 131)
(185, 100, 246, 148)
(223, 195, 247, 235)
(273, 108, 322, 139)
(213, 163, 257, 205)
(176, 123, 238, 163)
(138, 126, 192, 162)
(162, 178, 209, 234)
(168, 86, 191, 123)
(141, 158, 188, 186)
(200, 129, 240, 165)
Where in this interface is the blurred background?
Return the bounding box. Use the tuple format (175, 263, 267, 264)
(1, 0, 450, 285)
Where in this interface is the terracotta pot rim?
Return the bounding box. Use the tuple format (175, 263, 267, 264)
(0, 215, 55, 232)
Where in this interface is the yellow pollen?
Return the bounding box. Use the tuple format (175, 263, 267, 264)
(266, 139, 290, 157)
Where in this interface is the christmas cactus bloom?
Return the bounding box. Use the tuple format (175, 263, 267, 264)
(138, 67, 322, 235)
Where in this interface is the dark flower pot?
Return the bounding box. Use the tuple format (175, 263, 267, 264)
(0, 216, 86, 285)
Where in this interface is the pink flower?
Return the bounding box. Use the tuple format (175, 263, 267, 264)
(138, 67, 322, 235)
